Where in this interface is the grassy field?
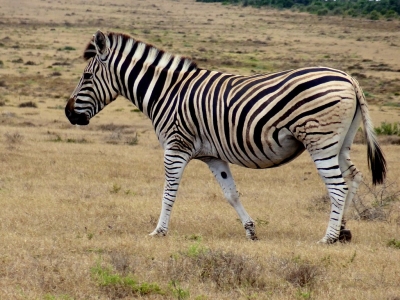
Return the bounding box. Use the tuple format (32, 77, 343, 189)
(1, 0, 400, 299)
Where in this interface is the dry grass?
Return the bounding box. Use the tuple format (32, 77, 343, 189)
(1, 0, 400, 299)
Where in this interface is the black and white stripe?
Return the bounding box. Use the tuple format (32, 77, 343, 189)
(66, 31, 386, 243)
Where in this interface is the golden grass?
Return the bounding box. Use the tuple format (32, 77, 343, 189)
(1, 0, 400, 299)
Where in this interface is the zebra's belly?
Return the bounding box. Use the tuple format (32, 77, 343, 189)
(238, 133, 305, 169)
(197, 128, 305, 169)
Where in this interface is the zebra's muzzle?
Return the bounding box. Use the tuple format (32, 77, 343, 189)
(65, 106, 90, 125)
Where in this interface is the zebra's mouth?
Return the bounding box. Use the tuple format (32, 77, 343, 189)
(71, 117, 90, 126)
(65, 107, 90, 125)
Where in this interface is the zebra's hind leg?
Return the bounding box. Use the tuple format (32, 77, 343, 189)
(338, 109, 363, 243)
(204, 158, 257, 240)
(314, 154, 349, 244)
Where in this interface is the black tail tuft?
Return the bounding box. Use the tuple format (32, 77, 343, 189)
(368, 140, 387, 185)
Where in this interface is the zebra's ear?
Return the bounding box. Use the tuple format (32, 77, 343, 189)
(93, 30, 107, 56)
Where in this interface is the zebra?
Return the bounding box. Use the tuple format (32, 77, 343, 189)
(65, 30, 386, 244)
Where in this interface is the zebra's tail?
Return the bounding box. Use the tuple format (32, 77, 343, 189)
(351, 77, 387, 185)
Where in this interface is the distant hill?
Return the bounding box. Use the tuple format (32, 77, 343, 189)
(196, 0, 399, 19)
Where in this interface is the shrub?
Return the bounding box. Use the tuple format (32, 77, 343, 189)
(11, 58, 23, 63)
(375, 122, 400, 136)
(169, 280, 190, 300)
(50, 71, 62, 77)
(167, 247, 266, 290)
(283, 262, 320, 288)
(369, 10, 380, 20)
(387, 239, 400, 249)
(4, 132, 23, 144)
(317, 8, 328, 16)
(272, 256, 321, 289)
(353, 180, 400, 222)
(18, 101, 37, 108)
(125, 134, 138, 146)
(58, 46, 76, 51)
(91, 262, 164, 297)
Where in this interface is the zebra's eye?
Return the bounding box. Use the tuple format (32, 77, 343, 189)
(83, 72, 93, 80)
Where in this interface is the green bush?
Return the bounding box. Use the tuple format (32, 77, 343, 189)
(387, 239, 400, 249)
(91, 263, 164, 296)
(195, 0, 400, 19)
(317, 8, 329, 16)
(374, 122, 400, 136)
(369, 10, 380, 20)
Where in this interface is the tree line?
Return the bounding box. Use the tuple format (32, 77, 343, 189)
(196, 0, 400, 19)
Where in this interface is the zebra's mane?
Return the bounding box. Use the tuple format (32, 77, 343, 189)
(83, 32, 198, 71)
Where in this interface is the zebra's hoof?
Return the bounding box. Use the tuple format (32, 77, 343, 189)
(317, 237, 329, 244)
(149, 228, 167, 237)
(247, 235, 259, 241)
(317, 237, 338, 244)
(339, 229, 352, 243)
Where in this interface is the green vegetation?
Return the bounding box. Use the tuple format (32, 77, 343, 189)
(387, 239, 400, 249)
(196, 0, 400, 19)
(169, 280, 190, 300)
(43, 294, 73, 300)
(110, 183, 122, 194)
(375, 122, 400, 136)
(91, 263, 164, 296)
(57, 46, 76, 51)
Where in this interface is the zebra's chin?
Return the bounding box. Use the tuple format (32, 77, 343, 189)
(66, 112, 90, 126)
(72, 119, 90, 126)
(65, 106, 90, 125)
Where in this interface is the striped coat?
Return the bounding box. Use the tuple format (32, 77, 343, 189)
(66, 31, 386, 244)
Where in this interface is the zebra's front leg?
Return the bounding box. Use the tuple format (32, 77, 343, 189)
(205, 159, 257, 240)
(149, 149, 190, 237)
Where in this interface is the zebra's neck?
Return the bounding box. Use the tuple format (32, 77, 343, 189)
(107, 33, 198, 118)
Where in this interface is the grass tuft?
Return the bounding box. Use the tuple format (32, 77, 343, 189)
(375, 122, 400, 136)
(169, 280, 190, 300)
(18, 101, 37, 108)
(91, 262, 164, 297)
(4, 131, 23, 144)
(58, 46, 76, 51)
(168, 246, 266, 291)
(125, 133, 139, 145)
(98, 123, 130, 132)
(387, 239, 400, 249)
(276, 257, 321, 288)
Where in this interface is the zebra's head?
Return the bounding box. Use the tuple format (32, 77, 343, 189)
(65, 30, 118, 125)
